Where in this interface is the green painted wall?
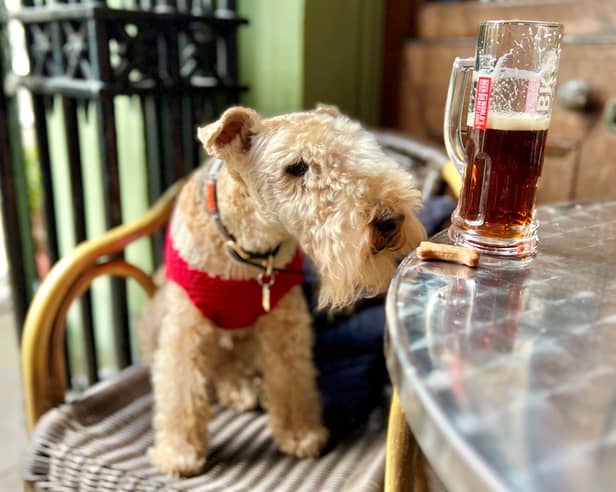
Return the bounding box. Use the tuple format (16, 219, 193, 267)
(77, 103, 115, 373)
(238, 0, 305, 116)
(47, 96, 153, 381)
(303, 0, 384, 125)
(0, 0, 37, 312)
(47, 98, 84, 379)
(115, 96, 154, 363)
(238, 0, 384, 125)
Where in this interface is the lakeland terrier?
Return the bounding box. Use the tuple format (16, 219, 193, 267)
(138, 104, 426, 477)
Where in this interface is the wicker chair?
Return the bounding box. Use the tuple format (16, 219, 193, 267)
(20, 133, 460, 492)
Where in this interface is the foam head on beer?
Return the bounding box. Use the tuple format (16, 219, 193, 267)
(466, 111, 551, 131)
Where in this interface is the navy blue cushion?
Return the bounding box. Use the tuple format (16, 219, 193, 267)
(310, 196, 455, 444)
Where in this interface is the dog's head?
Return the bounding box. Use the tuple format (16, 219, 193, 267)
(198, 105, 426, 308)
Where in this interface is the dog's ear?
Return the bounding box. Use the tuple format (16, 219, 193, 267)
(197, 107, 262, 158)
(313, 103, 341, 117)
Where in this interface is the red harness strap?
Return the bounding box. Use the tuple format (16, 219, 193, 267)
(164, 235, 305, 330)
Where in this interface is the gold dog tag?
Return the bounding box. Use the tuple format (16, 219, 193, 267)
(262, 284, 271, 312)
(257, 273, 275, 313)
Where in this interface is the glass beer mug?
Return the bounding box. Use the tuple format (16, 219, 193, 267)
(444, 20, 563, 257)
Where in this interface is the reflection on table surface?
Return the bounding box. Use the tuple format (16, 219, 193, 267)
(386, 202, 616, 492)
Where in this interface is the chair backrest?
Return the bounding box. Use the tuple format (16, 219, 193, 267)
(372, 131, 450, 201)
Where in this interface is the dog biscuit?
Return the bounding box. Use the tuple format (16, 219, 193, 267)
(416, 241, 480, 267)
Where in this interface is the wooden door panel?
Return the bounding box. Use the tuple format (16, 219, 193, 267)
(576, 127, 616, 201)
(553, 42, 616, 201)
(551, 42, 616, 139)
(538, 150, 579, 204)
(398, 38, 616, 202)
(417, 0, 616, 40)
(399, 42, 473, 139)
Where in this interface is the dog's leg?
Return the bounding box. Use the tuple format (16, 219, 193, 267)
(149, 283, 215, 477)
(255, 285, 329, 458)
(213, 332, 260, 412)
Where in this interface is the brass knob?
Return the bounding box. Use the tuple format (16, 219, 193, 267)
(557, 80, 591, 111)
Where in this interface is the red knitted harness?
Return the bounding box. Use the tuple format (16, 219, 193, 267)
(165, 235, 305, 330)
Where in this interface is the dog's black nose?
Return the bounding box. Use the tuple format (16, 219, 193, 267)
(372, 212, 404, 252)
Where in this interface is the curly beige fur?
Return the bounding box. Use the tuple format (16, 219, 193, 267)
(138, 105, 426, 477)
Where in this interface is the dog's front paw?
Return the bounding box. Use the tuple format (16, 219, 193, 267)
(149, 442, 206, 477)
(273, 425, 329, 459)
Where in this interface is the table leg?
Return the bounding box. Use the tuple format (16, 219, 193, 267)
(385, 387, 428, 492)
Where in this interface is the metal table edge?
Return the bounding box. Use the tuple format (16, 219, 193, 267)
(385, 250, 511, 492)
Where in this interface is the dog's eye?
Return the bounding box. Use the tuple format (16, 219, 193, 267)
(285, 160, 309, 177)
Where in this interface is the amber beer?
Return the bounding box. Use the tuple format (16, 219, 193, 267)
(457, 113, 549, 237)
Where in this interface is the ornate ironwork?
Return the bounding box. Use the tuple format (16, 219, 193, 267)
(11, 2, 247, 96)
(1, 0, 247, 386)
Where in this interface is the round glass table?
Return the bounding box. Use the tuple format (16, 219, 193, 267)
(386, 202, 616, 492)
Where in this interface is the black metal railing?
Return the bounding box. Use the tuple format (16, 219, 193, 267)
(0, 0, 246, 388)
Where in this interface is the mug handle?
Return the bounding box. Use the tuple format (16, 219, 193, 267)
(443, 57, 474, 174)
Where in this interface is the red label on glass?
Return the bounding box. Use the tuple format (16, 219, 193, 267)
(525, 77, 540, 112)
(473, 76, 492, 130)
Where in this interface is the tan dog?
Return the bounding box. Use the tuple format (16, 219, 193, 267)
(138, 105, 426, 477)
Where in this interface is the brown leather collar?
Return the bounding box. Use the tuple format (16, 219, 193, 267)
(205, 159, 281, 275)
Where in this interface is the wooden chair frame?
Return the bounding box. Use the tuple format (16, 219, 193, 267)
(21, 181, 181, 431)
